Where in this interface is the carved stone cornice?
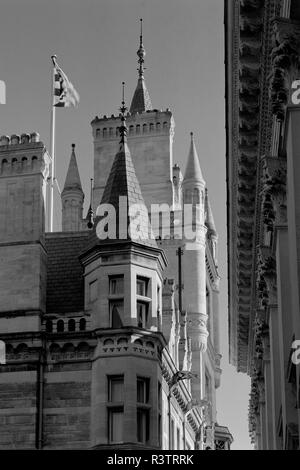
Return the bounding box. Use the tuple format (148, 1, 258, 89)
(270, 17, 300, 120)
(256, 246, 277, 307)
(262, 156, 287, 226)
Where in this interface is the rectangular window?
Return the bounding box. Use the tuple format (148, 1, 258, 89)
(137, 377, 150, 403)
(137, 301, 148, 328)
(108, 375, 124, 402)
(109, 300, 124, 328)
(108, 408, 124, 443)
(137, 408, 149, 444)
(108, 375, 124, 444)
(109, 275, 124, 295)
(136, 276, 149, 297)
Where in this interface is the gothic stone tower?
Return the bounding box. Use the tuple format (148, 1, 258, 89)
(0, 133, 50, 326)
(91, 23, 175, 210)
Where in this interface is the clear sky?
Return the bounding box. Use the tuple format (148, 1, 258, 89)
(0, 0, 252, 450)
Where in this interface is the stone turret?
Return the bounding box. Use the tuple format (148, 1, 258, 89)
(61, 144, 84, 232)
(81, 97, 167, 448)
(91, 21, 175, 209)
(0, 132, 50, 331)
(182, 133, 208, 401)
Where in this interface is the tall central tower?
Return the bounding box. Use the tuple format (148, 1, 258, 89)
(91, 20, 175, 210)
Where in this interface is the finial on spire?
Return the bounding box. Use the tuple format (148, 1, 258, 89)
(72, 143, 75, 150)
(119, 82, 128, 145)
(87, 178, 94, 229)
(190, 132, 194, 140)
(137, 18, 146, 78)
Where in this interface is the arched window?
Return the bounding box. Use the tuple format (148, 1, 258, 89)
(96, 128, 101, 138)
(1, 159, 8, 173)
(163, 122, 168, 130)
(79, 318, 86, 331)
(68, 319, 76, 332)
(103, 128, 107, 138)
(57, 320, 64, 332)
(193, 189, 200, 204)
(129, 125, 134, 135)
(156, 122, 161, 132)
(46, 320, 53, 333)
(136, 124, 141, 134)
(32, 156, 38, 169)
(149, 123, 154, 132)
(143, 124, 147, 134)
(109, 127, 114, 137)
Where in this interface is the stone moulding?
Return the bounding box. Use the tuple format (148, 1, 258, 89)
(263, 156, 287, 225)
(270, 18, 300, 120)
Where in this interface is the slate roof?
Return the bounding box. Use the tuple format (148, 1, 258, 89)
(62, 144, 83, 193)
(183, 133, 205, 184)
(85, 137, 157, 251)
(46, 232, 89, 313)
(130, 77, 152, 115)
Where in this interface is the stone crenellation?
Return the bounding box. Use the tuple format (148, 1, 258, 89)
(0, 132, 40, 147)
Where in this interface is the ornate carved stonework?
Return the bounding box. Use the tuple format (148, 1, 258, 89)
(270, 18, 300, 120)
(263, 156, 287, 226)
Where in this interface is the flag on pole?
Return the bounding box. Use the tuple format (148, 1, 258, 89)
(0, 80, 6, 104)
(53, 63, 79, 108)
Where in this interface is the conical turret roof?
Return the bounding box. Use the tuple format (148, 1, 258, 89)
(62, 144, 83, 193)
(183, 133, 205, 184)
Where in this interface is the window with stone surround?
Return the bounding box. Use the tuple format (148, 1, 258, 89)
(108, 375, 124, 444)
(137, 377, 150, 444)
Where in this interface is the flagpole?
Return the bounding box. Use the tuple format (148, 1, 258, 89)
(49, 54, 57, 233)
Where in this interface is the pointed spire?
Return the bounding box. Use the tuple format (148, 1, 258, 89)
(183, 133, 205, 184)
(119, 81, 128, 146)
(87, 84, 157, 249)
(62, 144, 83, 193)
(130, 18, 153, 114)
(205, 188, 217, 236)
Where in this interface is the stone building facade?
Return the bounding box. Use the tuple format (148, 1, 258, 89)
(225, 0, 300, 450)
(0, 29, 229, 450)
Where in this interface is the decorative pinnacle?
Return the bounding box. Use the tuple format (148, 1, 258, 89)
(119, 82, 128, 144)
(51, 54, 57, 66)
(72, 143, 75, 150)
(87, 178, 94, 229)
(190, 132, 194, 140)
(137, 18, 146, 78)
